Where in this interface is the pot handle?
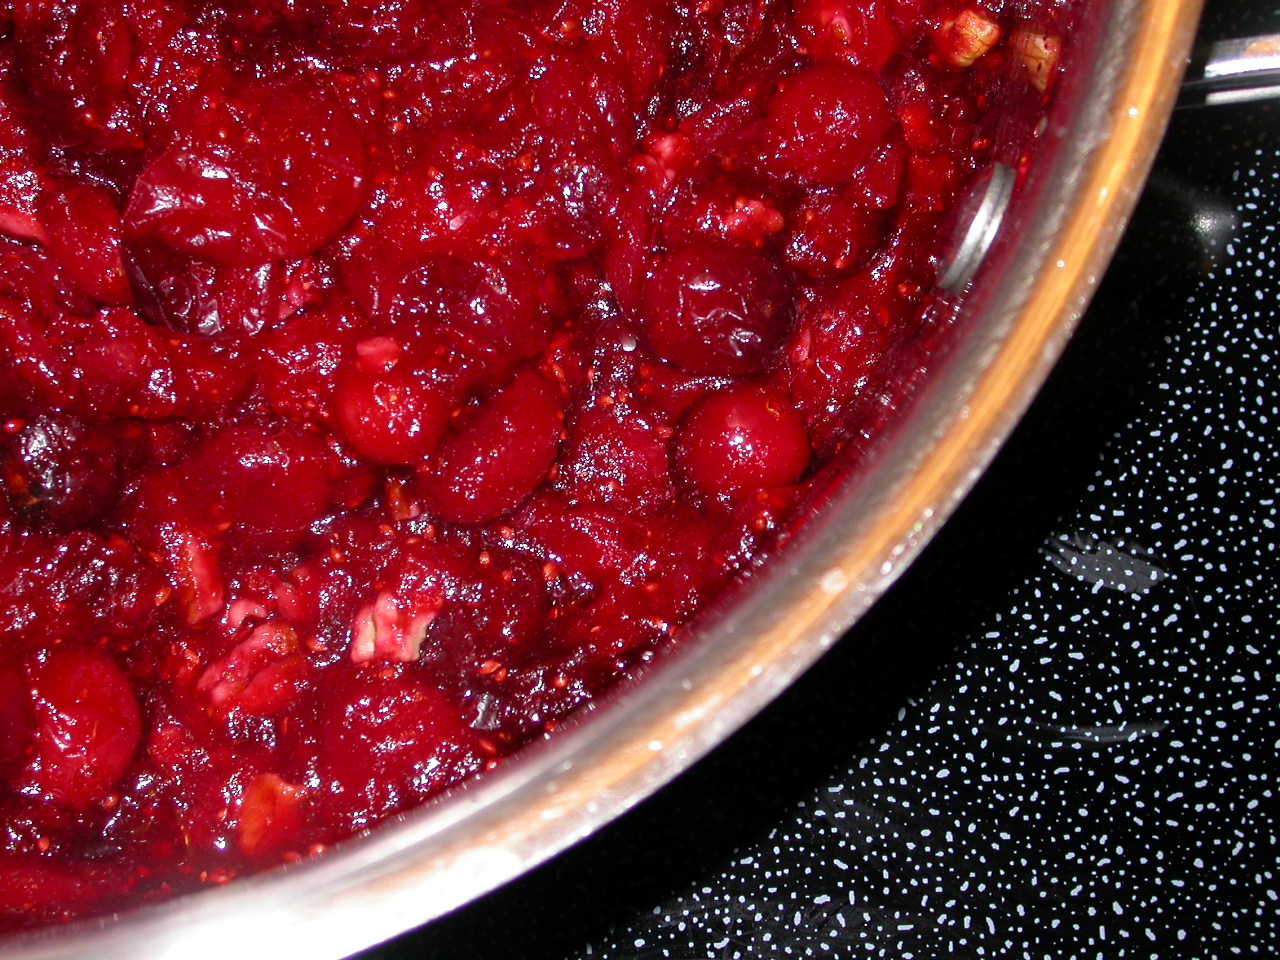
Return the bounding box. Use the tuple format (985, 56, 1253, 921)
(939, 32, 1279, 291)
(1180, 34, 1280, 107)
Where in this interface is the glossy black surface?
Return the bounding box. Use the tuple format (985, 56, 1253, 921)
(371, 4, 1280, 957)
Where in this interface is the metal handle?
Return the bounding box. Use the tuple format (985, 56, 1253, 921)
(1179, 33, 1280, 107)
(940, 32, 1280, 290)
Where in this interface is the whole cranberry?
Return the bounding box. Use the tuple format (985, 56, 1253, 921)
(1, 414, 121, 530)
(642, 246, 792, 376)
(334, 342, 453, 466)
(22, 648, 142, 811)
(759, 63, 893, 186)
(677, 385, 812, 498)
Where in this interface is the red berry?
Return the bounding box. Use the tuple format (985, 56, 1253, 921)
(394, 249, 548, 360)
(1, 414, 121, 530)
(559, 406, 673, 507)
(0, 657, 32, 781)
(311, 0, 472, 61)
(126, 80, 367, 267)
(642, 246, 792, 376)
(334, 346, 452, 466)
(785, 282, 897, 451)
(0, 56, 48, 246)
(760, 64, 893, 185)
(256, 303, 372, 427)
(37, 181, 131, 305)
(423, 368, 564, 526)
(11, 1, 147, 152)
(22, 648, 142, 811)
(191, 426, 338, 550)
(319, 673, 479, 824)
(677, 385, 811, 498)
(505, 161, 617, 263)
(785, 187, 888, 281)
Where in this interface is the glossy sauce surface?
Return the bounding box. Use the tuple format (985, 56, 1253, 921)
(0, 0, 1011, 925)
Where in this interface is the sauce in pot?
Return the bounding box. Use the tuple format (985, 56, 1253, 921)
(0, 0, 1014, 925)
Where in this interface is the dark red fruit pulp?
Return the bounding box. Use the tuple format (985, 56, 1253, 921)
(0, 0, 1013, 927)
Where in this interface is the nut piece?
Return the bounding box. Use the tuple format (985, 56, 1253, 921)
(349, 590, 443, 664)
(941, 9, 1003, 69)
(1012, 27, 1063, 92)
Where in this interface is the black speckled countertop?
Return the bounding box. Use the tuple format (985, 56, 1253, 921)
(369, 4, 1280, 957)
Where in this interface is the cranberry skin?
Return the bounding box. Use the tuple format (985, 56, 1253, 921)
(130, 426, 341, 572)
(256, 304, 372, 427)
(506, 161, 617, 263)
(469, 550, 550, 664)
(186, 425, 337, 552)
(0, 531, 163, 648)
(583, 0, 674, 106)
(66, 308, 251, 420)
(394, 250, 548, 360)
(1, 414, 121, 530)
(340, 170, 501, 319)
(642, 246, 792, 376)
(11, 1, 145, 152)
(792, 0, 902, 70)
(319, 674, 480, 824)
(0, 657, 32, 781)
(126, 81, 367, 267)
(785, 188, 888, 281)
(678, 386, 811, 498)
(424, 369, 564, 526)
(23, 648, 142, 811)
(0, 56, 47, 246)
(760, 64, 893, 186)
(124, 239, 291, 337)
(527, 56, 633, 171)
(37, 182, 131, 305)
(334, 356, 452, 466)
(786, 283, 897, 451)
(311, 0, 471, 61)
(559, 406, 673, 507)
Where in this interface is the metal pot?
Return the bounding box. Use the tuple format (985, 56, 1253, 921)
(2, 1, 1202, 956)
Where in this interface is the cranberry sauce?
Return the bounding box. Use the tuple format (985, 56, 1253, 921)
(0, 0, 1013, 925)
